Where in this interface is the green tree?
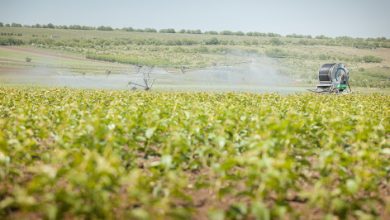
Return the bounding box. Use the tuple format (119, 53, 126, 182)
(220, 30, 234, 35)
(122, 27, 134, 32)
(11, 23, 22, 27)
(192, 29, 202, 34)
(205, 31, 218, 35)
(234, 31, 245, 36)
(144, 28, 157, 33)
(267, 32, 281, 37)
(97, 26, 113, 31)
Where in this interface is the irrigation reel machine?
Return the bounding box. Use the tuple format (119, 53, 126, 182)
(309, 63, 352, 94)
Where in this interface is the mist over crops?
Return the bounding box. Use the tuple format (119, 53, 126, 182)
(0, 51, 298, 92)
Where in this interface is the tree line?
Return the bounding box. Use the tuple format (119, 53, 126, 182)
(0, 22, 298, 38)
(0, 22, 388, 41)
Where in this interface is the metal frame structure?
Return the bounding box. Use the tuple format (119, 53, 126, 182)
(128, 66, 156, 91)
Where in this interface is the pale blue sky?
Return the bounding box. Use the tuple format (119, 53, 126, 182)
(1, 0, 389, 37)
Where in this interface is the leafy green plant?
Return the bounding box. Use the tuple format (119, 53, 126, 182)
(0, 87, 389, 219)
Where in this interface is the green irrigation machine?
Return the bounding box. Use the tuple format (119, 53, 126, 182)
(309, 63, 351, 94)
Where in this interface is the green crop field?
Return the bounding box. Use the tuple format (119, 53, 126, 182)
(0, 87, 389, 219)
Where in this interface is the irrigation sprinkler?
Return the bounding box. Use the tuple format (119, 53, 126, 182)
(128, 65, 156, 91)
(309, 63, 351, 94)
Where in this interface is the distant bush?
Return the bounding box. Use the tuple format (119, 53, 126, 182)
(286, 34, 312, 39)
(144, 28, 157, 33)
(0, 38, 25, 45)
(234, 31, 245, 36)
(166, 39, 183, 46)
(25, 57, 32, 62)
(315, 35, 331, 40)
(220, 30, 234, 35)
(97, 26, 113, 31)
(204, 37, 219, 45)
(1, 32, 22, 36)
(180, 39, 198, 45)
(122, 27, 134, 32)
(47, 23, 55, 29)
(204, 31, 218, 35)
(361, 55, 383, 63)
(68, 25, 95, 30)
(246, 32, 266, 37)
(11, 23, 22, 27)
(159, 28, 176, 33)
(185, 29, 202, 34)
(270, 38, 284, 45)
(266, 33, 281, 37)
(0, 22, 3, 27)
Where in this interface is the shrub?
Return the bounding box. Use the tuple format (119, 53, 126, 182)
(205, 31, 218, 35)
(220, 30, 234, 35)
(97, 26, 113, 31)
(186, 29, 202, 34)
(159, 28, 176, 33)
(144, 28, 157, 33)
(0, 38, 25, 45)
(122, 27, 134, 32)
(234, 31, 245, 36)
(270, 38, 284, 46)
(204, 37, 219, 45)
(267, 32, 281, 37)
(11, 23, 22, 27)
(247, 32, 266, 37)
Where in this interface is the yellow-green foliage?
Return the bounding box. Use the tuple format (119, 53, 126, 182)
(0, 87, 389, 219)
